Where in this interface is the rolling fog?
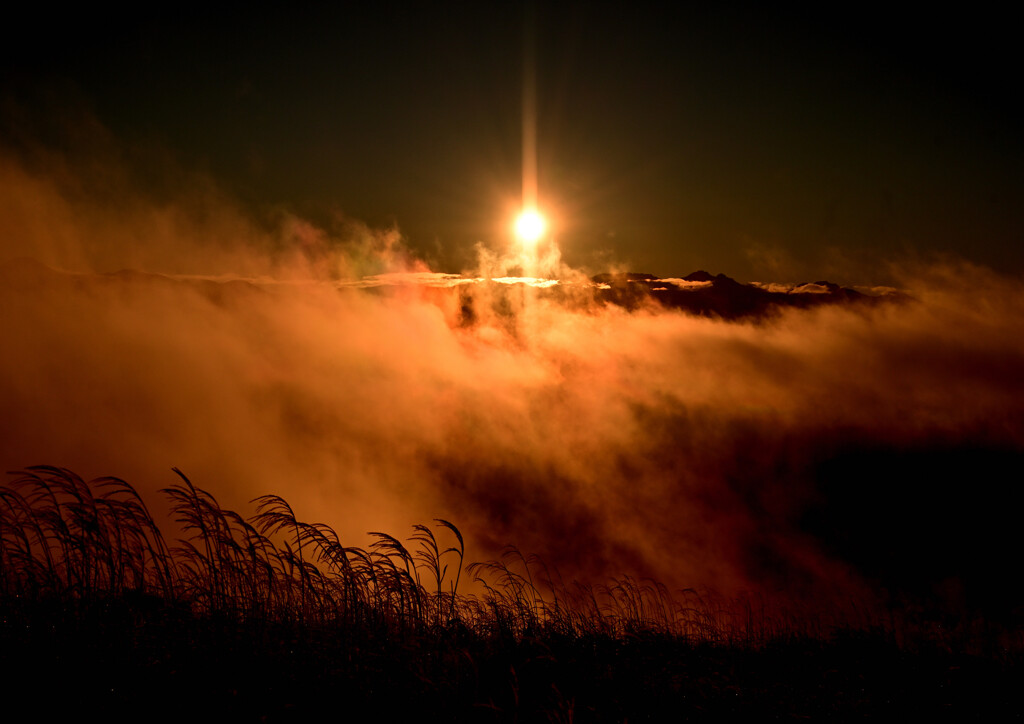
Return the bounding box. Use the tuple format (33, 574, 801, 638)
(3, 145, 1024, 624)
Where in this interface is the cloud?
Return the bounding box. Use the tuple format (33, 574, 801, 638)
(3, 132, 1023, 628)
(655, 278, 713, 290)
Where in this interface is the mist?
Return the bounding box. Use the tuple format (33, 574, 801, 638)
(3, 144, 1023, 627)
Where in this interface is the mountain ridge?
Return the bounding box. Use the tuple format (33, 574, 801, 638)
(0, 256, 904, 321)
(591, 270, 902, 320)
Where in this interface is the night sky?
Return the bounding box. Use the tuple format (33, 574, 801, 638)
(3, 2, 1020, 282)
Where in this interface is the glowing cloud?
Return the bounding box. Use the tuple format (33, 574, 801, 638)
(3, 140, 1024, 630)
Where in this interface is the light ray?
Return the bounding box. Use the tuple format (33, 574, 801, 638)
(522, 1, 538, 214)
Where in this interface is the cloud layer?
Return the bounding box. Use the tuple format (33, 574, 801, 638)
(3, 143, 1023, 627)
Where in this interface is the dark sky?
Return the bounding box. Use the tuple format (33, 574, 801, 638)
(2, 2, 1021, 281)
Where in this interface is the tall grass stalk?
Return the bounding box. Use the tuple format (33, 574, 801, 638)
(0, 466, 987, 654)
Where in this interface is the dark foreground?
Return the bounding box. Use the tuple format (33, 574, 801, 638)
(1, 467, 1020, 721)
(1, 597, 1019, 723)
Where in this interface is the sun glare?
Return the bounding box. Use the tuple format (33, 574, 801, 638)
(514, 209, 547, 246)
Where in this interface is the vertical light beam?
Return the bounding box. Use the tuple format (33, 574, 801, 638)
(522, 2, 538, 213)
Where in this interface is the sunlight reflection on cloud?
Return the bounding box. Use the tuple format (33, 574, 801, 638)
(3, 146, 1023, 624)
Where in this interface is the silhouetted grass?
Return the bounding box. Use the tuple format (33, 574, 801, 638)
(1, 466, 1019, 721)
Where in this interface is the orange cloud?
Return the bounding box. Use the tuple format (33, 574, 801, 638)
(3, 138, 1023, 628)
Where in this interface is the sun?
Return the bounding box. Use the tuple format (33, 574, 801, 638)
(514, 208, 547, 247)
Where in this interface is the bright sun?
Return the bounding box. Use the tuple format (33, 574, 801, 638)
(514, 209, 547, 246)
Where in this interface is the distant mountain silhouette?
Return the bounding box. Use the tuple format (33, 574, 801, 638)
(591, 270, 901, 320)
(0, 257, 904, 323)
